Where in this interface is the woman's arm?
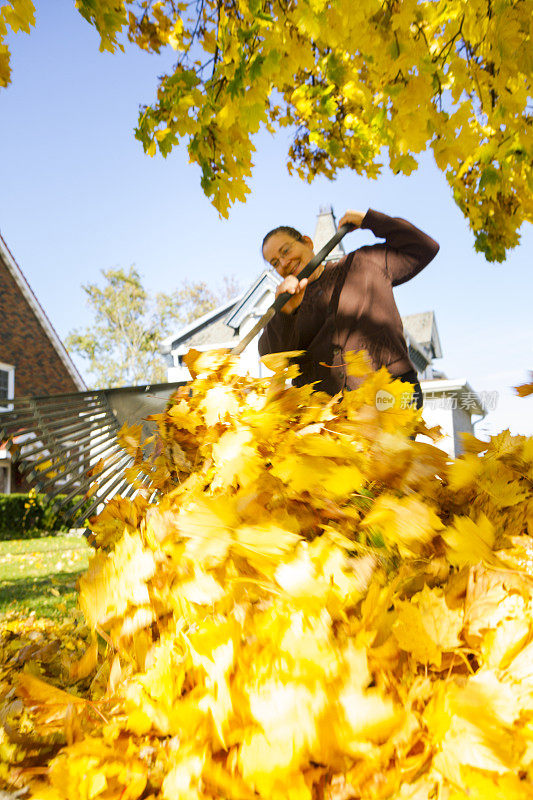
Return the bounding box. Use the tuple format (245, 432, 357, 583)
(339, 208, 440, 286)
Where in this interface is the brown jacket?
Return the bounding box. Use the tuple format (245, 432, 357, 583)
(258, 209, 439, 395)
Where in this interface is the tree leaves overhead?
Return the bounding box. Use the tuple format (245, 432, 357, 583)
(1, 351, 533, 798)
(0, 0, 35, 87)
(81, 0, 532, 261)
(2, 1, 531, 259)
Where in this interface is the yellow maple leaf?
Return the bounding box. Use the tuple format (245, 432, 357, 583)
(343, 350, 374, 378)
(427, 675, 523, 784)
(332, 643, 405, 754)
(447, 453, 483, 491)
(449, 768, 533, 800)
(173, 569, 225, 608)
(175, 496, 236, 566)
(69, 635, 98, 682)
(442, 512, 496, 567)
(167, 397, 203, 432)
(16, 673, 86, 729)
(393, 585, 463, 668)
(183, 348, 232, 378)
(336, 687, 405, 752)
(233, 522, 300, 573)
(161, 753, 205, 799)
(46, 738, 147, 800)
(260, 351, 305, 373)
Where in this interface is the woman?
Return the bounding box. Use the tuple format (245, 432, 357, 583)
(258, 208, 440, 408)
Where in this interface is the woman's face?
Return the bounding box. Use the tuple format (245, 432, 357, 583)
(263, 232, 315, 278)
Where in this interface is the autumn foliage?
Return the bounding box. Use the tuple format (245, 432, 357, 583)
(2, 0, 532, 260)
(1, 350, 533, 799)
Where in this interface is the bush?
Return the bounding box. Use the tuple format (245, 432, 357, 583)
(0, 492, 90, 540)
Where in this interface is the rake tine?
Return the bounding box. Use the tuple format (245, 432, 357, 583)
(15, 419, 113, 464)
(91, 475, 134, 511)
(17, 410, 111, 450)
(43, 446, 125, 501)
(23, 423, 118, 468)
(5, 398, 105, 420)
(64, 464, 134, 525)
(0, 397, 107, 423)
(6, 390, 103, 407)
(18, 408, 116, 447)
(30, 438, 122, 492)
(54, 451, 132, 513)
(119, 470, 152, 501)
(0, 402, 108, 439)
(21, 425, 118, 479)
(16, 422, 116, 472)
(148, 488, 160, 504)
(0, 401, 106, 430)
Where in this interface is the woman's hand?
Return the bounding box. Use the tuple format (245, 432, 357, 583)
(338, 210, 366, 230)
(276, 274, 309, 315)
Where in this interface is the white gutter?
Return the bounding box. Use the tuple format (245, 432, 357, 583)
(420, 378, 486, 417)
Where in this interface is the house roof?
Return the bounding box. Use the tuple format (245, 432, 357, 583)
(162, 270, 280, 354)
(405, 334, 431, 372)
(0, 232, 85, 391)
(225, 269, 279, 330)
(160, 297, 241, 353)
(402, 311, 443, 360)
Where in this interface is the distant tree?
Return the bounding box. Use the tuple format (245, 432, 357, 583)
(65, 267, 240, 388)
(156, 275, 241, 332)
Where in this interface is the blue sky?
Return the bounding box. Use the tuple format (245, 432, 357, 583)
(1, 3, 532, 438)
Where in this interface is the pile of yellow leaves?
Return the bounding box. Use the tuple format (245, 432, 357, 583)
(2, 350, 533, 800)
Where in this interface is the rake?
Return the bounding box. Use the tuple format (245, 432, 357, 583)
(0, 225, 351, 530)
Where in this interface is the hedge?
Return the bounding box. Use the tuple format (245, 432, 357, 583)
(0, 493, 90, 540)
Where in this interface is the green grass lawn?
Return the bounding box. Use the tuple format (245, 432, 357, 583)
(0, 533, 90, 618)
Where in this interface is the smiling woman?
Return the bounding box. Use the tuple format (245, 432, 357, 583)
(258, 208, 440, 406)
(262, 226, 318, 315)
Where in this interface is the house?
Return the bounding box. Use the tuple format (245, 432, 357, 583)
(0, 232, 85, 492)
(162, 207, 486, 458)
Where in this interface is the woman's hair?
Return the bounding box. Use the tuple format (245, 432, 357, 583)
(261, 225, 304, 257)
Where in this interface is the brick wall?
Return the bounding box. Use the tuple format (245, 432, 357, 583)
(0, 261, 79, 397)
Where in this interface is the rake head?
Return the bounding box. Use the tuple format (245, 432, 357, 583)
(0, 382, 184, 534)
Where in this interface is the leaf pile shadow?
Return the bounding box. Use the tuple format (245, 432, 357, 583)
(1, 351, 533, 799)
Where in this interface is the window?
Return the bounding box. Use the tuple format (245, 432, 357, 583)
(0, 371, 8, 404)
(0, 363, 15, 410)
(0, 465, 9, 494)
